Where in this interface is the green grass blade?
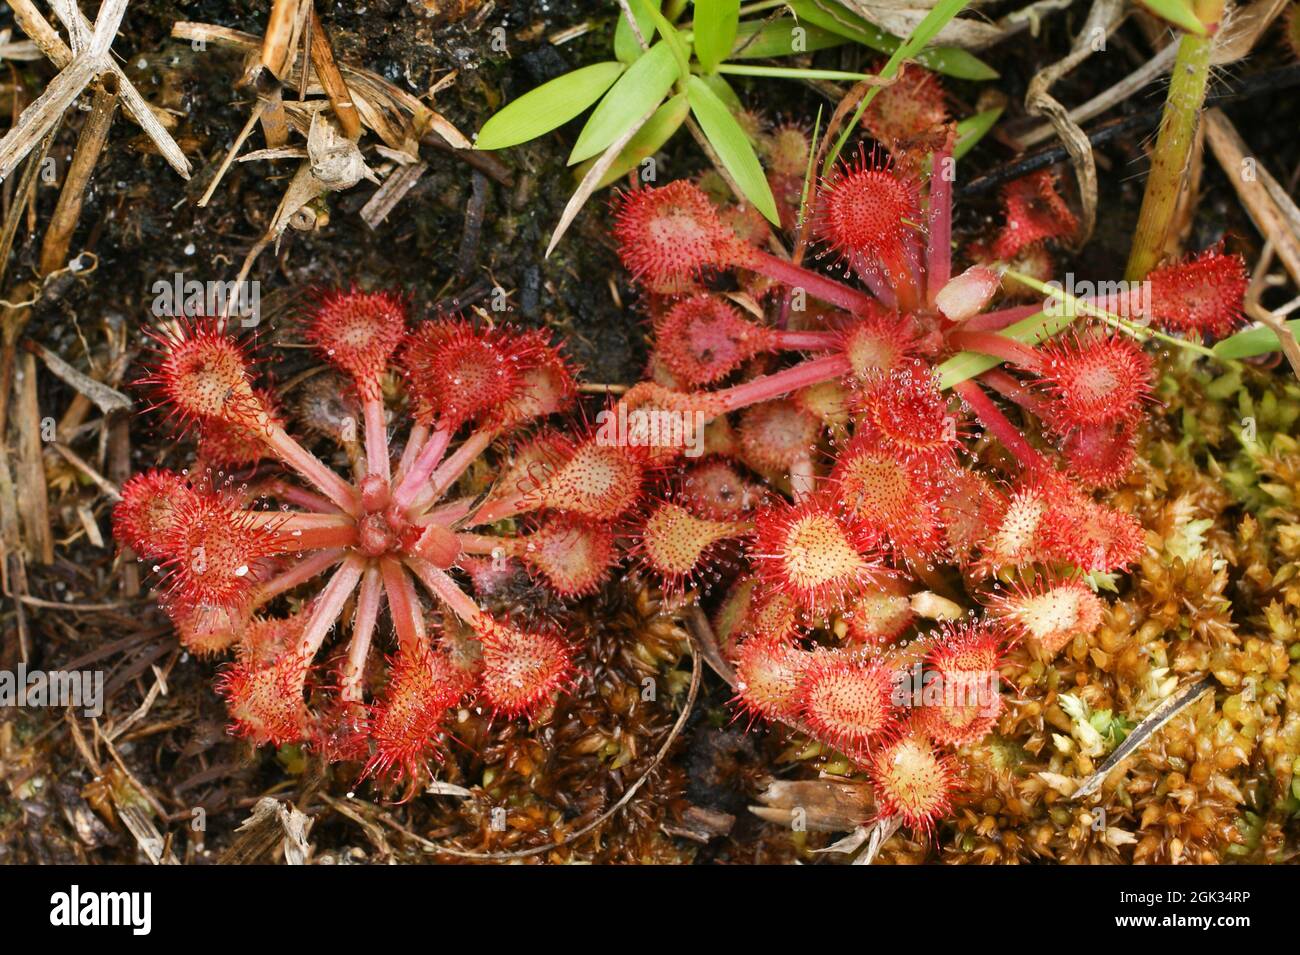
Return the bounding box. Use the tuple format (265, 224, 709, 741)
(727, 18, 846, 58)
(1138, 0, 1209, 36)
(576, 93, 691, 188)
(476, 61, 626, 151)
(646, 3, 693, 79)
(686, 75, 779, 224)
(824, 0, 977, 172)
(1213, 320, 1300, 360)
(694, 0, 741, 73)
(616, 0, 659, 63)
(953, 106, 1002, 160)
(716, 63, 877, 81)
(785, 0, 997, 80)
(569, 43, 678, 164)
(700, 72, 742, 111)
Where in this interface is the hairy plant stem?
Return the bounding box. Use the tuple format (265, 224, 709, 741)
(1125, 1, 1223, 281)
(258, 479, 340, 513)
(951, 379, 1048, 472)
(262, 421, 360, 516)
(936, 264, 1219, 389)
(926, 140, 955, 305)
(407, 427, 498, 517)
(978, 368, 1053, 419)
(293, 557, 365, 666)
(395, 422, 431, 482)
(456, 533, 504, 555)
(961, 303, 1044, 332)
(711, 352, 853, 415)
(407, 557, 485, 628)
(251, 548, 345, 608)
(1002, 268, 1217, 357)
(391, 424, 453, 510)
(740, 248, 881, 316)
(341, 565, 383, 703)
(947, 329, 1044, 372)
(772, 329, 839, 350)
(380, 556, 427, 651)
(362, 394, 391, 483)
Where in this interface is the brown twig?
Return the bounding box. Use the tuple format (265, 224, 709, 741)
(3, 0, 190, 179)
(14, 350, 52, 563)
(37, 74, 117, 275)
(306, 5, 360, 140)
(261, 0, 308, 79)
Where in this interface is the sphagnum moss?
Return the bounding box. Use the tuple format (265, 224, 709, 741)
(919, 358, 1300, 865)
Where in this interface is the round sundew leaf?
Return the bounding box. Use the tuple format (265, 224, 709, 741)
(476, 61, 626, 151)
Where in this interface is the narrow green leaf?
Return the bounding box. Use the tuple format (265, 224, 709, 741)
(575, 93, 691, 188)
(785, 0, 997, 80)
(646, 3, 692, 79)
(700, 72, 742, 112)
(797, 106, 823, 228)
(569, 43, 678, 164)
(953, 106, 1002, 160)
(885, 0, 976, 69)
(686, 75, 778, 224)
(917, 46, 998, 82)
(728, 18, 846, 59)
(1213, 320, 1300, 360)
(825, 0, 977, 170)
(717, 63, 876, 81)
(1138, 0, 1209, 36)
(475, 61, 625, 151)
(694, 0, 741, 73)
(616, 0, 659, 63)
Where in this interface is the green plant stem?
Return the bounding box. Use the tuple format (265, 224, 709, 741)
(1125, 5, 1222, 280)
(1002, 268, 1217, 358)
(936, 266, 1220, 389)
(714, 63, 878, 82)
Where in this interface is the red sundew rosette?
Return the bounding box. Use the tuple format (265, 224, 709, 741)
(813, 150, 926, 311)
(867, 731, 957, 837)
(361, 641, 476, 784)
(830, 426, 951, 562)
(475, 618, 575, 720)
(478, 512, 619, 598)
(140, 321, 358, 514)
(991, 170, 1078, 261)
(652, 294, 778, 388)
(613, 181, 880, 316)
(301, 288, 408, 482)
